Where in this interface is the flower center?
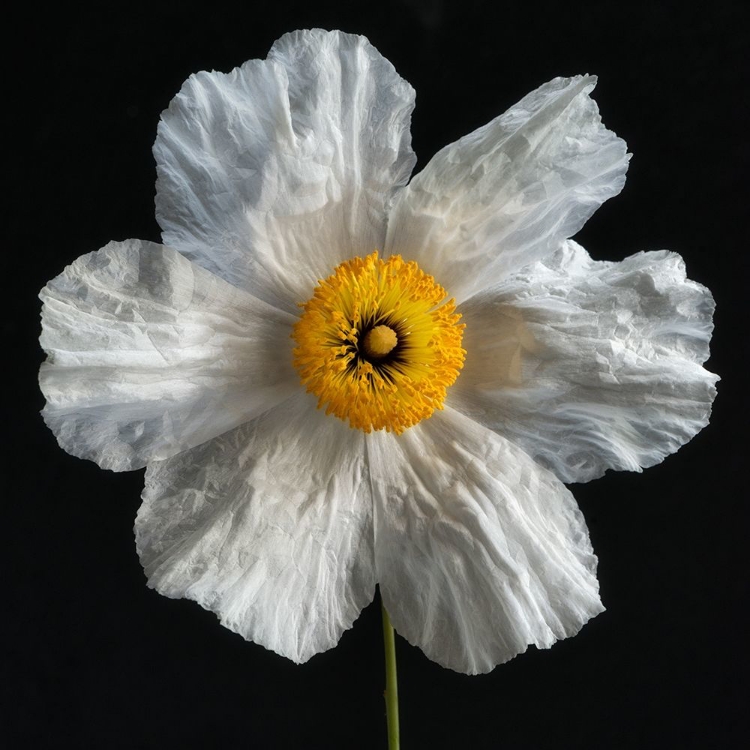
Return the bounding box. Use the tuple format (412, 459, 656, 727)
(362, 325, 398, 358)
(292, 251, 465, 434)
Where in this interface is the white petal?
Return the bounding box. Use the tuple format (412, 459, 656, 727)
(40, 240, 297, 471)
(136, 392, 375, 663)
(453, 240, 718, 483)
(368, 407, 602, 674)
(155, 29, 416, 313)
(386, 75, 630, 301)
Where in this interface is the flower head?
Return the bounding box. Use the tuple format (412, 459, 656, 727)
(39, 30, 717, 674)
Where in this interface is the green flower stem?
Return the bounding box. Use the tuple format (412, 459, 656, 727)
(381, 601, 400, 750)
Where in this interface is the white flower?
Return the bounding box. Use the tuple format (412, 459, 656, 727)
(39, 29, 718, 675)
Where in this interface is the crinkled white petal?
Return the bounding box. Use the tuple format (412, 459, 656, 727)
(154, 29, 416, 312)
(136, 392, 376, 663)
(39, 240, 297, 471)
(368, 407, 602, 675)
(385, 75, 630, 301)
(452, 240, 718, 483)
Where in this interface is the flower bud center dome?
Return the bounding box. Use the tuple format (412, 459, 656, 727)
(292, 251, 465, 434)
(362, 325, 398, 358)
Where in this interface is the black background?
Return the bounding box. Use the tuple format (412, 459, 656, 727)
(6, 1, 748, 748)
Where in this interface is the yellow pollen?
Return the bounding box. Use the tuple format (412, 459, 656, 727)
(292, 251, 466, 434)
(362, 325, 398, 358)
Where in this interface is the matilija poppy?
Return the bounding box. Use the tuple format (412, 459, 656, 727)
(39, 29, 717, 676)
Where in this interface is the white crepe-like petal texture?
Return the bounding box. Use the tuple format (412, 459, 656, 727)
(453, 240, 718, 483)
(40, 240, 297, 471)
(38, 30, 718, 675)
(136, 392, 376, 663)
(369, 406, 602, 674)
(155, 28, 416, 313)
(386, 75, 630, 302)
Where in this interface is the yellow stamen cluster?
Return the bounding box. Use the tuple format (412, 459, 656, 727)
(292, 251, 465, 434)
